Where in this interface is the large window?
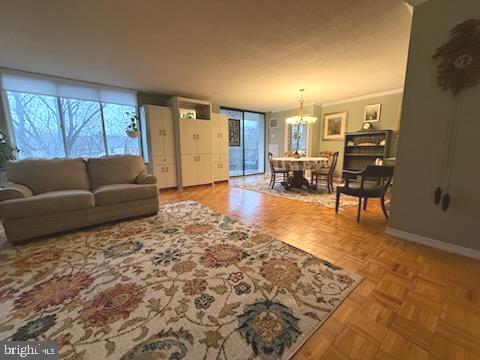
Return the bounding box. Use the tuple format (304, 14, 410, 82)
(220, 108, 265, 176)
(287, 124, 308, 155)
(1, 72, 140, 159)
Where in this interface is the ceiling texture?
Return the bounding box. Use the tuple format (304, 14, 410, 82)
(0, 0, 412, 112)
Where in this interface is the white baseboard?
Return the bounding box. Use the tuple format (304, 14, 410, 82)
(385, 227, 480, 260)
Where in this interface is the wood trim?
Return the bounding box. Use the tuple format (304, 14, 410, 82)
(322, 88, 403, 107)
(385, 227, 480, 260)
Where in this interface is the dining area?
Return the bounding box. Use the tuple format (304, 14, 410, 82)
(268, 152, 337, 192)
(246, 88, 397, 222)
(267, 151, 394, 223)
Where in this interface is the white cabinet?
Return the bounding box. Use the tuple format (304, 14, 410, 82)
(141, 105, 177, 189)
(196, 121, 212, 154)
(212, 113, 229, 155)
(169, 96, 215, 188)
(211, 113, 229, 182)
(179, 119, 197, 155)
(214, 161, 228, 181)
(178, 119, 213, 186)
(180, 155, 198, 187)
(180, 153, 212, 186)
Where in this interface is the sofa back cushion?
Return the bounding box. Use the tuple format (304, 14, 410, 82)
(6, 158, 90, 194)
(87, 155, 146, 189)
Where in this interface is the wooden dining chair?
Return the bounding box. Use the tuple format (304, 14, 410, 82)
(268, 152, 289, 189)
(311, 151, 339, 193)
(335, 165, 394, 222)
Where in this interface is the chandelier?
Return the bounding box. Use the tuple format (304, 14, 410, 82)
(285, 89, 317, 125)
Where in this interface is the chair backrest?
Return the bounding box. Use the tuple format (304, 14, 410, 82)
(268, 152, 274, 171)
(363, 165, 394, 189)
(363, 165, 394, 178)
(319, 151, 339, 174)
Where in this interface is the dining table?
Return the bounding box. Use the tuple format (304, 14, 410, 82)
(271, 156, 329, 190)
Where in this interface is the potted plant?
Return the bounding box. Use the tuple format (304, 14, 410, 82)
(292, 125, 302, 158)
(0, 130, 18, 168)
(0, 131, 19, 184)
(125, 112, 140, 138)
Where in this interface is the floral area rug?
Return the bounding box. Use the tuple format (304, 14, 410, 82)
(0, 201, 361, 360)
(235, 180, 358, 209)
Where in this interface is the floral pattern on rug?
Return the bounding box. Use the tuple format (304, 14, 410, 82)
(0, 201, 361, 360)
(235, 180, 359, 209)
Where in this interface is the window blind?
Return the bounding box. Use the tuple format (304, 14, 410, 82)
(0, 70, 137, 106)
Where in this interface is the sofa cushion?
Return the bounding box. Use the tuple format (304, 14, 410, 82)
(93, 184, 158, 206)
(135, 171, 158, 185)
(87, 156, 146, 189)
(0, 190, 95, 219)
(6, 158, 90, 194)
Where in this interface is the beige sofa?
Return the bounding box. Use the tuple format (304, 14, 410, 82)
(0, 155, 159, 244)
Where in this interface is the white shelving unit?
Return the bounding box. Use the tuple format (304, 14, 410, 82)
(140, 105, 177, 189)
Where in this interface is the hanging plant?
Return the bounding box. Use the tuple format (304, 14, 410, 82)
(125, 112, 140, 138)
(433, 18, 480, 96)
(0, 130, 19, 169)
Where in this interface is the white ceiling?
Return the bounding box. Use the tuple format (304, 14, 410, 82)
(0, 0, 412, 112)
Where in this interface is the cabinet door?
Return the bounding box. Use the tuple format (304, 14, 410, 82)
(164, 164, 177, 188)
(153, 164, 166, 189)
(196, 120, 212, 155)
(197, 155, 212, 185)
(211, 113, 221, 154)
(214, 161, 229, 181)
(180, 119, 197, 155)
(217, 114, 229, 154)
(181, 155, 198, 187)
(162, 108, 176, 156)
(147, 106, 165, 156)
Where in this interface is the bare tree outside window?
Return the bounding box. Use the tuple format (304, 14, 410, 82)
(5, 91, 141, 159)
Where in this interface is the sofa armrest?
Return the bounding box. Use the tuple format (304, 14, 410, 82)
(0, 183, 34, 202)
(135, 171, 158, 185)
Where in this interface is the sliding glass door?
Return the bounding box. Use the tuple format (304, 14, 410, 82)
(220, 108, 265, 177)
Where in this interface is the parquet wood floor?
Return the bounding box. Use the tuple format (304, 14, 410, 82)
(159, 175, 480, 360)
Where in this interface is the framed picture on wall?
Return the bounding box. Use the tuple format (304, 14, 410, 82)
(269, 118, 279, 129)
(228, 119, 241, 146)
(364, 104, 381, 122)
(323, 112, 347, 140)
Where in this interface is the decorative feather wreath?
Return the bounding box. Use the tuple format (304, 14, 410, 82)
(433, 18, 480, 96)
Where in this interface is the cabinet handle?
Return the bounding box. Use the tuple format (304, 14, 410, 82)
(165, 166, 168, 173)
(193, 134, 195, 140)
(163, 130, 166, 136)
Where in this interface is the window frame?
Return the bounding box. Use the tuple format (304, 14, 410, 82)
(1, 90, 143, 160)
(285, 123, 310, 156)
